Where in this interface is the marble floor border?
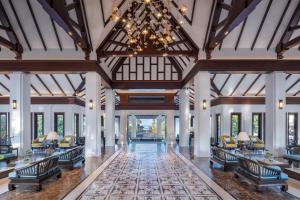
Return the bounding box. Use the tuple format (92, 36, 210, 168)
(173, 149, 235, 200)
(62, 149, 121, 200)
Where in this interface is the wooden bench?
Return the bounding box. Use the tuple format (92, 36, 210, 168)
(234, 156, 288, 192)
(210, 147, 239, 171)
(58, 146, 85, 169)
(8, 155, 61, 191)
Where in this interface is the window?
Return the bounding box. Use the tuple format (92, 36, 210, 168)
(115, 116, 120, 139)
(287, 113, 298, 146)
(174, 116, 180, 139)
(74, 113, 80, 142)
(0, 113, 9, 141)
(190, 116, 194, 128)
(83, 114, 86, 136)
(252, 113, 263, 140)
(33, 113, 44, 139)
(216, 114, 221, 143)
(54, 113, 65, 137)
(231, 113, 241, 137)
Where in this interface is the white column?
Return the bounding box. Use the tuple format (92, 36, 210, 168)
(131, 116, 137, 139)
(119, 110, 127, 145)
(85, 72, 102, 156)
(157, 115, 162, 139)
(179, 87, 190, 147)
(167, 110, 175, 144)
(105, 89, 115, 146)
(10, 72, 31, 155)
(265, 72, 286, 156)
(194, 71, 211, 157)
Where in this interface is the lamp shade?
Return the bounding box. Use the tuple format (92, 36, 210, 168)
(47, 132, 58, 140)
(237, 132, 249, 141)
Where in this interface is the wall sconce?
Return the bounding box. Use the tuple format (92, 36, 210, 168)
(278, 100, 284, 109)
(12, 100, 17, 109)
(89, 99, 93, 110)
(203, 99, 207, 110)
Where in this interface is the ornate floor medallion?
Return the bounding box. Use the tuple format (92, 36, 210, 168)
(79, 148, 220, 200)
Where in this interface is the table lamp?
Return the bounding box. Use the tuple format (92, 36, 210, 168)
(237, 132, 249, 151)
(47, 131, 58, 141)
(47, 132, 58, 149)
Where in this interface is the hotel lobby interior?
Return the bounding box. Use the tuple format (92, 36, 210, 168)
(0, 0, 299, 199)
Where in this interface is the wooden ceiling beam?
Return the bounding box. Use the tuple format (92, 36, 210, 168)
(276, 2, 300, 59)
(205, 0, 262, 59)
(38, 0, 91, 59)
(113, 81, 182, 89)
(182, 59, 300, 86)
(0, 1, 23, 59)
(99, 50, 196, 58)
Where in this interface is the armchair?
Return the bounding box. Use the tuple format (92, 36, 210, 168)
(31, 135, 47, 149)
(248, 136, 265, 151)
(58, 135, 75, 148)
(220, 136, 237, 150)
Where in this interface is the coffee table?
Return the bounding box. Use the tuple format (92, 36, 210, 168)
(284, 168, 300, 181)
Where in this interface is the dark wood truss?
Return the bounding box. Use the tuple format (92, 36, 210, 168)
(0, 1, 23, 59)
(38, 0, 91, 59)
(113, 56, 182, 81)
(96, 0, 199, 74)
(205, 0, 262, 59)
(276, 1, 300, 59)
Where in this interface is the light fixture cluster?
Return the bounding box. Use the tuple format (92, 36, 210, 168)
(110, 0, 188, 56)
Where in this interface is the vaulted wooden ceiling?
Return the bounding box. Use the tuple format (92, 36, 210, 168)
(0, 0, 298, 97)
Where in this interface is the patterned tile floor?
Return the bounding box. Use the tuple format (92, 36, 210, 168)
(79, 143, 221, 200)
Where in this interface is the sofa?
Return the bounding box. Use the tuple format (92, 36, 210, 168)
(58, 135, 75, 148)
(234, 156, 288, 192)
(210, 147, 239, 171)
(283, 146, 300, 167)
(248, 136, 265, 151)
(220, 136, 237, 150)
(58, 146, 85, 169)
(31, 135, 47, 149)
(8, 155, 61, 191)
(0, 145, 17, 163)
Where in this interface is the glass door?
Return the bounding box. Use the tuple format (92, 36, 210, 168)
(287, 113, 298, 146)
(127, 115, 166, 142)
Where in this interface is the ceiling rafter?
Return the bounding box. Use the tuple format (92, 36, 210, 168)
(242, 74, 262, 96)
(267, 0, 291, 50)
(276, 1, 300, 59)
(38, 0, 91, 59)
(251, 0, 273, 50)
(205, 0, 262, 59)
(0, 1, 23, 59)
(35, 74, 54, 96)
(74, 77, 85, 96)
(230, 74, 247, 96)
(50, 74, 66, 96)
(27, 0, 47, 51)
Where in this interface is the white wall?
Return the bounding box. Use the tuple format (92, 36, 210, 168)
(0, 104, 85, 140)
(210, 104, 300, 144)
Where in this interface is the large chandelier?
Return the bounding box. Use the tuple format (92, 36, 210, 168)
(110, 0, 188, 56)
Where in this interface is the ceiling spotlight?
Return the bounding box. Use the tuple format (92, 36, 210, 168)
(144, 0, 151, 3)
(162, 53, 168, 57)
(225, 31, 229, 35)
(142, 29, 148, 35)
(157, 13, 162, 18)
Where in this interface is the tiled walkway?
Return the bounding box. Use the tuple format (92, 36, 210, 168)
(79, 143, 225, 200)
